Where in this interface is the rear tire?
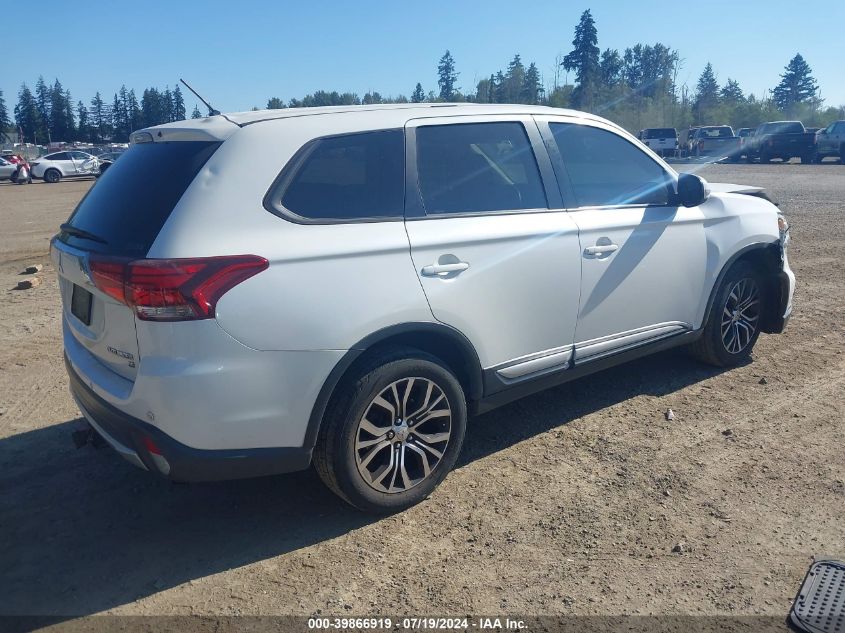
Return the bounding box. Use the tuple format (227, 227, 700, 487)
(44, 169, 61, 184)
(313, 348, 467, 513)
(689, 262, 765, 367)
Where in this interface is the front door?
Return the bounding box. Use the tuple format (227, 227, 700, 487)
(539, 117, 707, 364)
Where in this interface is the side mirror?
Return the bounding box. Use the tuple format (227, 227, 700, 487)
(677, 173, 710, 207)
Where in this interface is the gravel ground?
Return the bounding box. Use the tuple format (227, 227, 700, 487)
(0, 164, 842, 623)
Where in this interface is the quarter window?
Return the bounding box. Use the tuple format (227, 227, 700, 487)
(415, 122, 547, 214)
(277, 129, 404, 221)
(550, 123, 673, 207)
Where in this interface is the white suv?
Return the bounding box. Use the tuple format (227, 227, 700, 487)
(53, 104, 794, 513)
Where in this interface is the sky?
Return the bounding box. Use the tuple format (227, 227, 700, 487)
(3, 0, 844, 114)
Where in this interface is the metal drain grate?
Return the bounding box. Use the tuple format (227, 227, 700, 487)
(791, 560, 845, 633)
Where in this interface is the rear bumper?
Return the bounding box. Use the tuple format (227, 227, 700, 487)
(66, 354, 312, 481)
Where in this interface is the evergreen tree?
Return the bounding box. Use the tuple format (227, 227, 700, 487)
(411, 83, 425, 103)
(772, 53, 818, 111)
(599, 48, 623, 87)
(141, 88, 164, 128)
(76, 101, 89, 142)
(520, 63, 543, 104)
(14, 84, 43, 143)
(0, 90, 10, 134)
(362, 92, 383, 104)
(126, 89, 141, 135)
(487, 74, 496, 104)
(504, 54, 525, 103)
(113, 91, 127, 141)
(720, 79, 745, 103)
(437, 50, 458, 101)
(34, 76, 51, 139)
(172, 85, 186, 121)
(191, 104, 202, 119)
(494, 70, 507, 104)
(693, 63, 720, 123)
(267, 97, 285, 109)
(162, 87, 174, 122)
(89, 92, 108, 143)
(562, 9, 600, 108)
(49, 80, 74, 141)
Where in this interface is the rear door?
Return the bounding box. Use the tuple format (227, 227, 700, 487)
(52, 140, 221, 382)
(538, 117, 707, 364)
(404, 116, 582, 380)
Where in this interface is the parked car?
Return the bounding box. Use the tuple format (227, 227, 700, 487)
(0, 155, 32, 184)
(96, 151, 125, 176)
(735, 128, 754, 160)
(813, 120, 845, 163)
(0, 156, 17, 181)
(53, 104, 795, 513)
(637, 128, 678, 157)
(31, 151, 99, 183)
(745, 121, 816, 164)
(688, 126, 740, 159)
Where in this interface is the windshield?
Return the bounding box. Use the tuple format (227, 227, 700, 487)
(698, 127, 734, 138)
(760, 122, 804, 134)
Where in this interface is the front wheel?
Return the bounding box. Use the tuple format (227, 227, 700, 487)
(313, 348, 467, 513)
(689, 262, 765, 367)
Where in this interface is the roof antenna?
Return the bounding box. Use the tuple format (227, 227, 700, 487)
(180, 78, 220, 116)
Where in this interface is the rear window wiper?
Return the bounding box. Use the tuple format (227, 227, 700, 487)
(59, 223, 108, 245)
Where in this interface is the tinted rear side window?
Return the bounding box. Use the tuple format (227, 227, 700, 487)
(416, 122, 547, 214)
(550, 123, 673, 207)
(60, 141, 220, 256)
(275, 129, 404, 221)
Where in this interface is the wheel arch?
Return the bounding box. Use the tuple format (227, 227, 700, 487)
(303, 322, 483, 451)
(701, 241, 783, 333)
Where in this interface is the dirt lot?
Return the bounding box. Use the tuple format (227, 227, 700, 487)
(0, 165, 843, 622)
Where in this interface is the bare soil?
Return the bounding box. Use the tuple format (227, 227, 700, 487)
(0, 165, 842, 620)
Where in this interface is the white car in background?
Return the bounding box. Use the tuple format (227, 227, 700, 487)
(31, 151, 99, 183)
(637, 127, 678, 157)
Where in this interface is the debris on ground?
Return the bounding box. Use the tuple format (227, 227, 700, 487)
(15, 277, 42, 290)
(665, 408, 675, 421)
(23, 264, 43, 274)
(759, 377, 769, 385)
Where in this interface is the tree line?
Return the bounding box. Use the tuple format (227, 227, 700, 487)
(1, 8, 842, 145)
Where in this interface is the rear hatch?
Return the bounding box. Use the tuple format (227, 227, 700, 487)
(52, 140, 221, 381)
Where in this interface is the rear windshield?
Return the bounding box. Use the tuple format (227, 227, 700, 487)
(698, 127, 734, 138)
(760, 121, 804, 134)
(643, 128, 677, 139)
(59, 141, 220, 256)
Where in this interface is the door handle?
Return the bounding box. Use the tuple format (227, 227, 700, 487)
(584, 243, 619, 256)
(421, 262, 470, 277)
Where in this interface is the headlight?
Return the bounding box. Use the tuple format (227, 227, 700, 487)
(778, 213, 790, 247)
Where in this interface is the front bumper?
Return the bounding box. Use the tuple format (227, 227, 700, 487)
(66, 354, 312, 481)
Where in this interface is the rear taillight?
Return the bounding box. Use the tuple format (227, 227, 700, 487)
(88, 255, 268, 321)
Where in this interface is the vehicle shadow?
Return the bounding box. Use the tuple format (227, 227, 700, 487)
(0, 348, 726, 618)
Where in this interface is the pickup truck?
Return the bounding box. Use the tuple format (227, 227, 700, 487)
(688, 126, 741, 160)
(745, 121, 816, 164)
(813, 120, 845, 163)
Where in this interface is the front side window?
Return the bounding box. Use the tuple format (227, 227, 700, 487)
(550, 123, 674, 207)
(277, 129, 404, 221)
(415, 122, 547, 215)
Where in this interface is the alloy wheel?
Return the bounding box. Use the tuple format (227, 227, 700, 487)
(720, 278, 760, 354)
(354, 377, 452, 494)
